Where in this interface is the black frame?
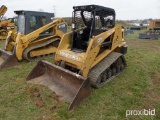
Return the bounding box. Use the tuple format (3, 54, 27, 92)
(72, 5, 116, 39)
(71, 5, 116, 51)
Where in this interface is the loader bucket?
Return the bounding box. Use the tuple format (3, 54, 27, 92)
(0, 48, 19, 70)
(26, 60, 91, 111)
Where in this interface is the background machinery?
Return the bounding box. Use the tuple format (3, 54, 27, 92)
(0, 5, 7, 19)
(0, 5, 16, 40)
(0, 10, 67, 70)
(27, 5, 128, 111)
(139, 20, 160, 39)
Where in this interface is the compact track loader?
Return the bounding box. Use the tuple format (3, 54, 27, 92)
(27, 5, 128, 111)
(0, 10, 67, 70)
(0, 5, 16, 40)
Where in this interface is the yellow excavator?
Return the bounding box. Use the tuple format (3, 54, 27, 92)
(26, 5, 128, 111)
(0, 5, 17, 40)
(0, 10, 67, 70)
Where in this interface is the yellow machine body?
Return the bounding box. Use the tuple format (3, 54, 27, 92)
(0, 5, 16, 40)
(149, 20, 160, 28)
(27, 5, 128, 111)
(6, 18, 67, 61)
(0, 18, 67, 70)
(55, 24, 126, 77)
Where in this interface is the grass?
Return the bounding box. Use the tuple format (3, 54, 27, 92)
(0, 31, 160, 120)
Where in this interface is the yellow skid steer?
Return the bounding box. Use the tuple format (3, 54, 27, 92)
(0, 10, 67, 70)
(27, 5, 128, 111)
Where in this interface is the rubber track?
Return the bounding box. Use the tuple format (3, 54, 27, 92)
(88, 52, 126, 88)
(23, 38, 60, 61)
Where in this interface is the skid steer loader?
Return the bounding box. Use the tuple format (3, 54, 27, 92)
(0, 5, 17, 40)
(0, 10, 67, 70)
(27, 5, 128, 111)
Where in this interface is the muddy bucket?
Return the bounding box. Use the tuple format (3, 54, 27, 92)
(26, 60, 91, 111)
(0, 48, 19, 70)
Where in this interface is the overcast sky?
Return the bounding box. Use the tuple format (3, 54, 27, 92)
(1, 0, 160, 20)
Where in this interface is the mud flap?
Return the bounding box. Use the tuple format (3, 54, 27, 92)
(0, 48, 19, 70)
(26, 60, 91, 111)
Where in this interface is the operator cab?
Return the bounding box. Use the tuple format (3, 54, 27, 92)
(71, 5, 115, 52)
(14, 10, 54, 35)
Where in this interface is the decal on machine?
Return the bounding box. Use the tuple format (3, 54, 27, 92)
(59, 51, 80, 61)
(7, 26, 15, 30)
(97, 37, 103, 43)
(58, 24, 66, 28)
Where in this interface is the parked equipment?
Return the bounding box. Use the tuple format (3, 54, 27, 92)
(139, 20, 160, 39)
(0, 5, 16, 40)
(0, 10, 67, 70)
(130, 27, 141, 30)
(124, 29, 134, 35)
(139, 33, 159, 39)
(27, 5, 128, 111)
(0, 5, 7, 18)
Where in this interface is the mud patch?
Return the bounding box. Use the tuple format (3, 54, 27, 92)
(27, 84, 63, 111)
(33, 96, 44, 107)
(50, 105, 57, 111)
(0, 57, 4, 64)
(27, 86, 44, 107)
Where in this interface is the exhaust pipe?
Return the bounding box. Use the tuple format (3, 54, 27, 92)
(0, 48, 19, 70)
(26, 60, 91, 111)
